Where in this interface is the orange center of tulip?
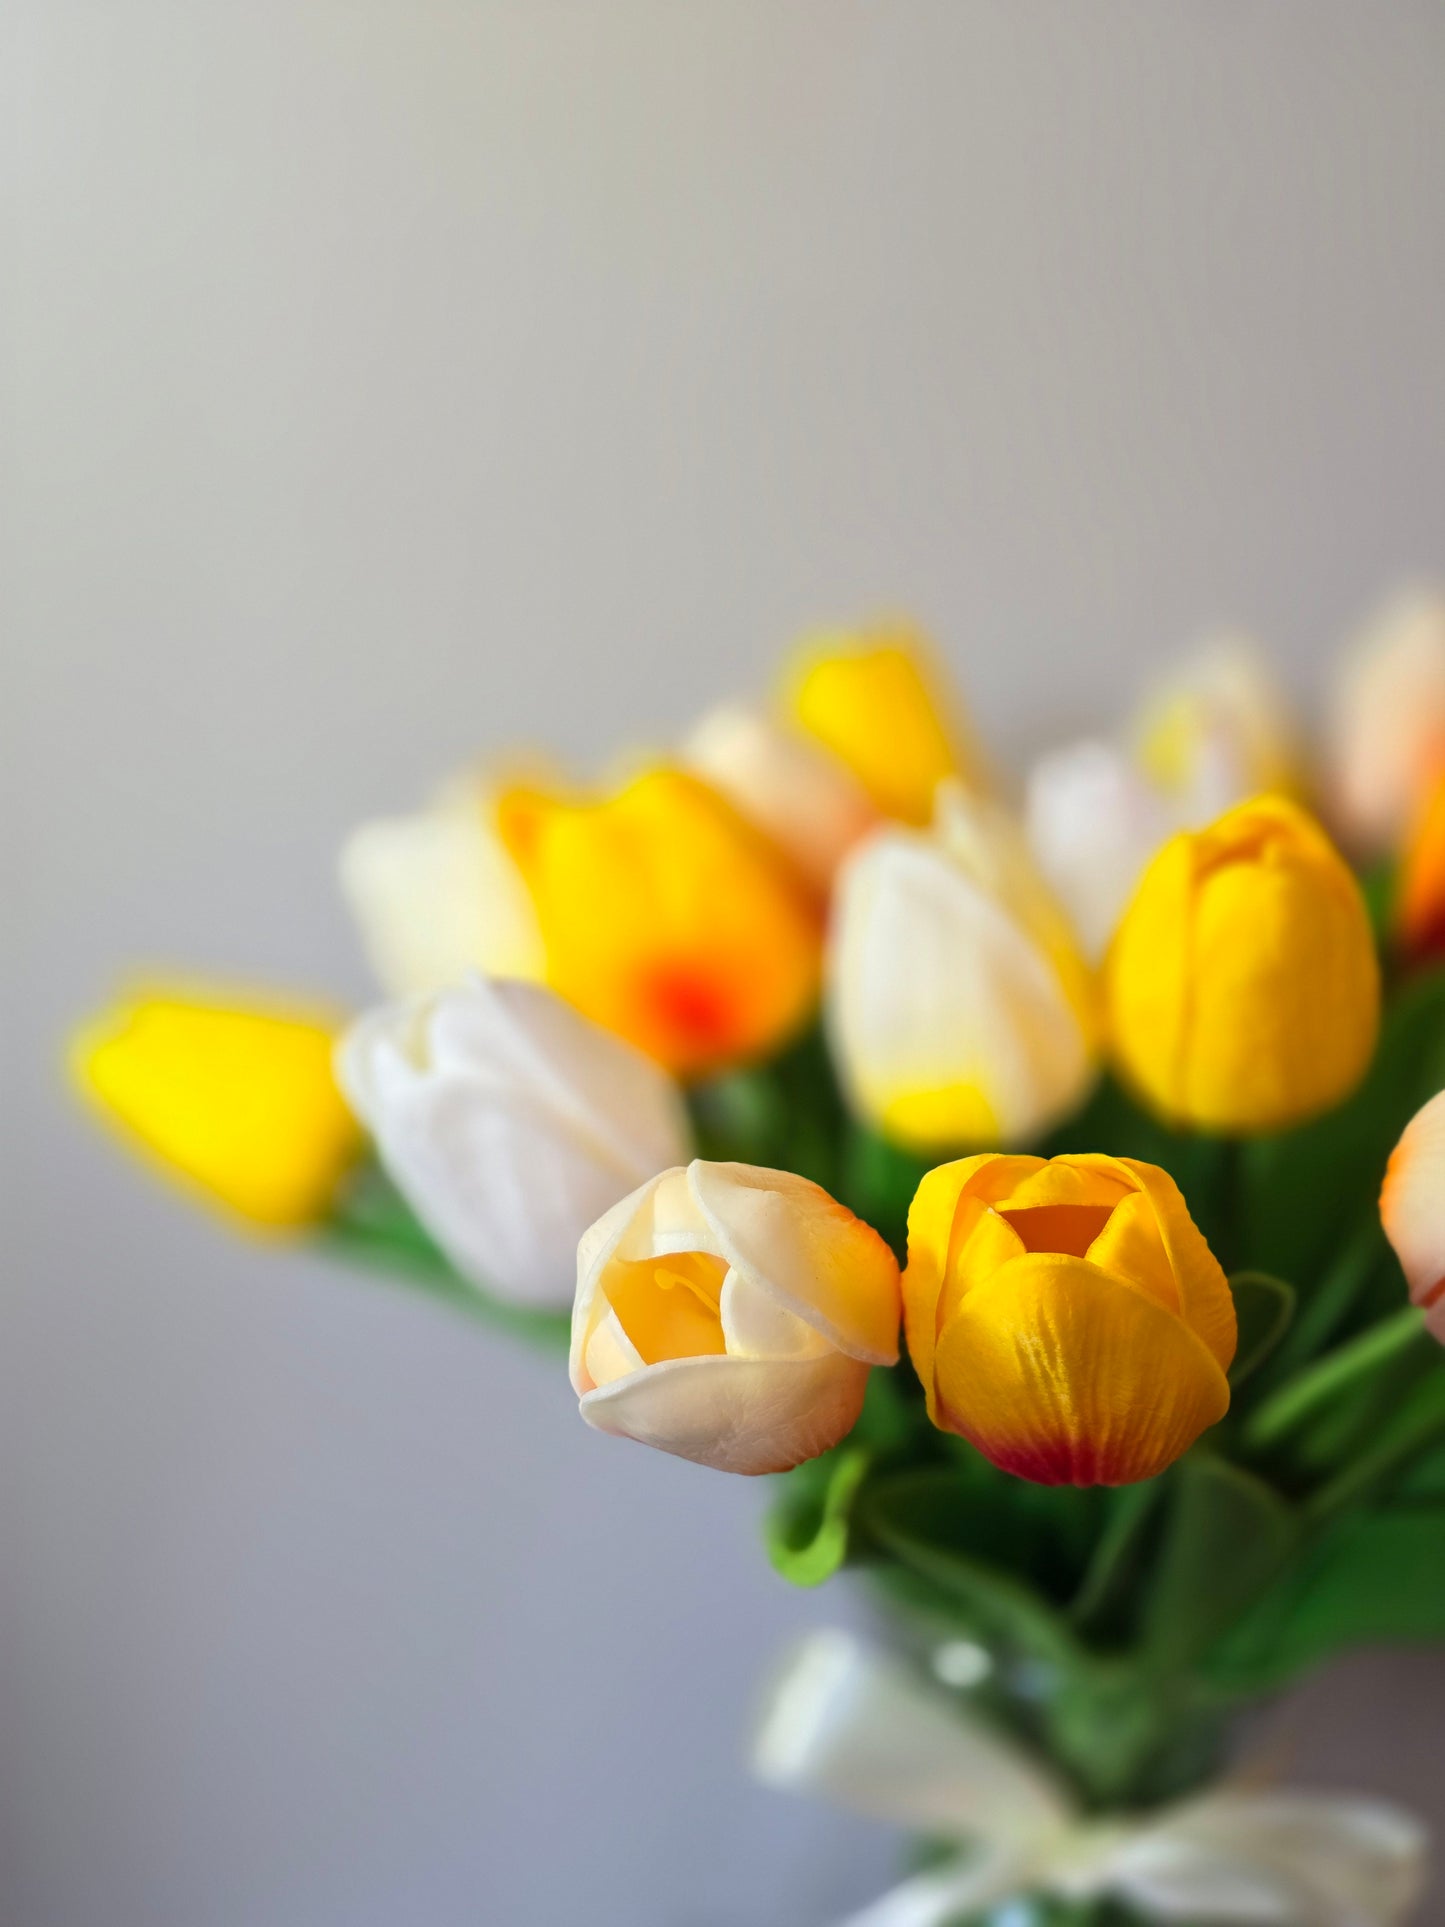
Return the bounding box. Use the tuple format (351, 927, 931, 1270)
(606, 1250, 730, 1364)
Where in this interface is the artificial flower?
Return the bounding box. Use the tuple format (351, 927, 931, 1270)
(72, 984, 360, 1228)
(1380, 1090, 1445, 1344)
(904, 1152, 1236, 1485)
(337, 977, 691, 1306)
(827, 784, 1098, 1150)
(1106, 795, 1379, 1133)
(571, 1160, 900, 1474)
(1026, 638, 1296, 960)
(1328, 588, 1445, 853)
(496, 767, 820, 1078)
(340, 777, 545, 997)
(783, 623, 982, 826)
(681, 702, 879, 894)
(1394, 769, 1445, 964)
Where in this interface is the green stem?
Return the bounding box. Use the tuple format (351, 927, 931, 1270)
(1244, 1307, 1425, 1451)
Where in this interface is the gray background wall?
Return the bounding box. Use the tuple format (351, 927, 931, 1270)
(6, 5, 1445, 1923)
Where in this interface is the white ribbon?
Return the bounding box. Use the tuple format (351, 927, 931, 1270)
(752, 1630, 1428, 1927)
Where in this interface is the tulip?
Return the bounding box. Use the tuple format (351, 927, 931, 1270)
(1130, 635, 1298, 806)
(1394, 769, 1445, 963)
(1328, 589, 1445, 853)
(337, 977, 692, 1306)
(72, 984, 361, 1228)
(904, 1152, 1236, 1485)
(339, 779, 546, 998)
(681, 702, 879, 894)
(496, 768, 821, 1078)
(1025, 741, 1178, 961)
(828, 785, 1098, 1150)
(571, 1160, 900, 1474)
(1381, 1090, 1445, 1344)
(783, 623, 983, 826)
(1106, 796, 1380, 1134)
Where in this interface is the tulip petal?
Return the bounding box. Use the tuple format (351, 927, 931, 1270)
(1382, 1089, 1445, 1341)
(578, 1351, 871, 1475)
(934, 1253, 1231, 1485)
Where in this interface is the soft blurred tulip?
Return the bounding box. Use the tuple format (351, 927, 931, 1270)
(828, 785, 1098, 1150)
(72, 985, 360, 1228)
(784, 623, 983, 826)
(571, 1159, 900, 1473)
(1107, 796, 1379, 1133)
(905, 1153, 1236, 1484)
(1329, 589, 1445, 853)
(496, 768, 821, 1078)
(1381, 1091, 1445, 1344)
(1131, 635, 1298, 805)
(681, 702, 879, 894)
(338, 977, 691, 1306)
(1395, 769, 1445, 963)
(339, 779, 546, 998)
(1025, 741, 1177, 960)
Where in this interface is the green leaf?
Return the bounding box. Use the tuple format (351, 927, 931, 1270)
(1227, 1273, 1296, 1387)
(1141, 1456, 1300, 1667)
(1208, 1504, 1445, 1692)
(1067, 1479, 1165, 1644)
(1244, 1307, 1427, 1455)
(1307, 1364, 1445, 1520)
(764, 1445, 871, 1589)
(1255, 1218, 1390, 1390)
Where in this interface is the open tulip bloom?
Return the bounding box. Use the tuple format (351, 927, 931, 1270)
(72, 606, 1445, 1924)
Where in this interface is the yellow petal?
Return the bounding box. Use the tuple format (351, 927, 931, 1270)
(784, 625, 981, 825)
(605, 1251, 730, 1364)
(933, 1252, 1231, 1486)
(497, 768, 821, 1077)
(72, 986, 360, 1229)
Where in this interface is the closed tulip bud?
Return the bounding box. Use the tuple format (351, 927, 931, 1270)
(681, 703, 879, 894)
(496, 768, 821, 1078)
(828, 785, 1099, 1150)
(1329, 589, 1445, 853)
(339, 780, 546, 998)
(1025, 741, 1177, 961)
(72, 985, 361, 1228)
(1107, 796, 1380, 1134)
(1131, 635, 1299, 806)
(1381, 1090, 1445, 1343)
(337, 977, 692, 1307)
(784, 623, 984, 827)
(905, 1153, 1236, 1485)
(572, 1160, 900, 1474)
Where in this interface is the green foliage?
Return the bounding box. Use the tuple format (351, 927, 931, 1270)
(1139, 1457, 1301, 1668)
(1226, 1273, 1296, 1387)
(765, 1445, 872, 1588)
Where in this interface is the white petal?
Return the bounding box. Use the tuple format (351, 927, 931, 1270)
(570, 1166, 702, 1391)
(719, 1268, 831, 1361)
(578, 1350, 869, 1474)
(1381, 1088, 1445, 1334)
(1025, 740, 1171, 958)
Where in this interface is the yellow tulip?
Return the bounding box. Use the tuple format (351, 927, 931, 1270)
(72, 985, 361, 1228)
(784, 623, 983, 826)
(496, 768, 821, 1078)
(904, 1153, 1236, 1485)
(1105, 796, 1380, 1133)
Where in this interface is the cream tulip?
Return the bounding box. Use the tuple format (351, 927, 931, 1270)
(828, 785, 1098, 1150)
(681, 703, 879, 894)
(571, 1160, 900, 1474)
(338, 977, 691, 1306)
(1381, 1089, 1445, 1344)
(339, 780, 546, 997)
(1329, 589, 1445, 853)
(1025, 741, 1176, 960)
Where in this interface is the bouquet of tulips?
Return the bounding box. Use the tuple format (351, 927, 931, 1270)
(74, 591, 1445, 1926)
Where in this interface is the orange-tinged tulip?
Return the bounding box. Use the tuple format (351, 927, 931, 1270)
(1381, 1090, 1445, 1344)
(496, 768, 821, 1078)
(784, 624, 983, 826)
(1106, 796, 1379, 1134)
(72, 984, 361, 1228)
(904, 1153, 1236, 1485)
(1396, 770, 1445, 964)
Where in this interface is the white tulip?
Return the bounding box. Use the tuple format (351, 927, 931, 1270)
(1381, 1088, 1445, 1345)
(337, 977, 691, 1306)
(1131, 633, 1297, 804)
(1329, 589, 1445, 852)
(829, 785, 1098, 1149)
(571, 1160, 900, 1474)
(339, 782, 545, 997)
(1025, 740, 1174, 960)
(681, 703, 879, 892)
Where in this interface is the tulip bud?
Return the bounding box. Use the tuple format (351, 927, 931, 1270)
(72, 985, 361, 1228)
(1395, 770, 1445, 964)
(1381, 1090, 1445, 1344)
(681, 703, 879, 894)
(784, 623, 983, 826)
(572, 1160, 900, 1474)
(1131, 635, 1298, 806)
(1106, 796, 1380, 1134)
(339, 781, 546, 998)
(828, 785, 1098, 1150)
(496, 768, 821, 1078)
(1025, 741, 1176, 961)
(1328, 589, 1445, 853)
(904, 1153, 1236, 1485)
(338, 977, 692, 1306)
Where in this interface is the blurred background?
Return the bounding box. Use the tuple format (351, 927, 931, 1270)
(6, 4, 1445, 1923)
